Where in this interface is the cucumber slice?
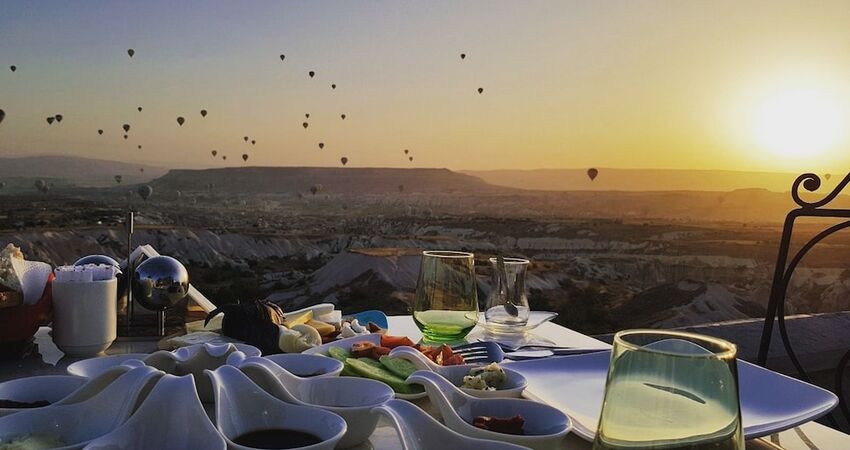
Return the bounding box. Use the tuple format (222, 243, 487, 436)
(379, 356, 418, 379)
(345, 358, 422, 394)
(328, 347, 351, 363)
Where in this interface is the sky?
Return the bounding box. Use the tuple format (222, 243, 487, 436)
(2, 1, 850, 173)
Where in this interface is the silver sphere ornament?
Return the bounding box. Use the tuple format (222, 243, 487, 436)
(132, 256, 189, 311)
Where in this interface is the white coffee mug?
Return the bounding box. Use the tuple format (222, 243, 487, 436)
(52, 278, 117, 357)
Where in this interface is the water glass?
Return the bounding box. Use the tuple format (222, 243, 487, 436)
(594, 330, 743, 450)
(485, 257, 530, 330)
(413, 251, 479, 343)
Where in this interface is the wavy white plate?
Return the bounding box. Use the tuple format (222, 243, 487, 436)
(510, 350, 839, 441)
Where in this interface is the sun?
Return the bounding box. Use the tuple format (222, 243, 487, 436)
(753, 87, 845, 158)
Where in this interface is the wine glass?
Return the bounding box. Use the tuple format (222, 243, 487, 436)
(594, 330, 743, 450)
(413, 251, 479, 343)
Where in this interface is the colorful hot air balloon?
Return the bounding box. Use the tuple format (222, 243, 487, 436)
(9, 66, 15, 72)
(176, 116, 185, 126)
(123, 124, 130, 132)
(308, 71, 315, 78)
(137, 185, 153, 201)
(302, 122, 309, 129)
(242, 154, 248, 162)
(46, 117, 54, 125)
(340, 157, 348, 166)
(0, 109, 4, 125)
(318, 142, 324, 149)
(587, 168, 598, 181)
(200, 109, 207, 117)
(279, 54, 285, 61)
(137, 106, 142, 112)
(477, 87, 484, 94)
(211, 150, 218, 157)
(127, 49, 135, 58)
(340, 114, 346, 120)
(98, 129, 104, 135)
(460, 53, 466, 60)
(114, 175, 122, 184)
(54, 114, 62, 123)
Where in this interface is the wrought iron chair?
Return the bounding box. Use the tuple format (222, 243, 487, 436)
(757, 172, 850, 426)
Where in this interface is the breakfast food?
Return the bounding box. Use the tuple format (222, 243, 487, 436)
(0, 244, 25, 309)
(462, 363, 507, 391)
(473, 415, 525, 435)
(0, 399, 50, 408)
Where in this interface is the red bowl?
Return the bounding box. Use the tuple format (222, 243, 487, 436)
(0, 273, 53, 343)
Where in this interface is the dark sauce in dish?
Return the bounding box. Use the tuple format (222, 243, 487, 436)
(233, 429, 322, 449)
(0, 399, 50, 408)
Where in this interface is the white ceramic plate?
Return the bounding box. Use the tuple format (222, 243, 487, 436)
(477, 311, 558, 335)
(510, 350, 839, 441)
(304, 334, 426, 400)
(0, 375, 87, 416)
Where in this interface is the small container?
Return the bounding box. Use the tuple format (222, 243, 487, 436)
(485, 257, 531, 330)
(52, 277, 117, 357)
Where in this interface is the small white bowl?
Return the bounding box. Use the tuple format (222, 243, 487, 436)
(263, 354, 343, 378)
(67, 353, 149, 378)
(0, 375, 87, 417)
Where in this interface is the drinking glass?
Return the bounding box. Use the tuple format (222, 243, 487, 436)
(594, 330, 743, 450)
(413, 251, 479, 343)
(485, 257, 530, 330)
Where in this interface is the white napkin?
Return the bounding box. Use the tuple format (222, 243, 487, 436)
(19, 259, 53, 305)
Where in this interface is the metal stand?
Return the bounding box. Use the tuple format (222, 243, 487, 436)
(757, 172, 850, 426)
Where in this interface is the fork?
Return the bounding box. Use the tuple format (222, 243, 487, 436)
(452, 341, 605, 363)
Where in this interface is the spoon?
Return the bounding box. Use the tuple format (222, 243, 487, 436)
(497, 256, 519, 317)
(0, 366, 161, 450)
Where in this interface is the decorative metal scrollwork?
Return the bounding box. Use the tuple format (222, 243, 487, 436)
(758, 171, 850, 428)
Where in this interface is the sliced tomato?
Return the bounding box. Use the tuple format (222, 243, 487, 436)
(381, 335, 416, 349)
(351, 341, 376, 357)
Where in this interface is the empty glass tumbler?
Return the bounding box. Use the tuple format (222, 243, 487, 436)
(484, 257, 530, 331)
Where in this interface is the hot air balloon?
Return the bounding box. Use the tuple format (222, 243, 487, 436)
(409, 156, 413, 162)
(123, 134, 128, 140)
(98, 129, 104, 135)
(222, 155, 227, 160)
(137, 185, 153, 201)
(460, 53, 466, 60)
(54, 114, 63, 123)
(331, 84, 336, 89)
(279, 54, 285, 61)
(404, 149, 409, 155)
(242, 154, 248, 161)
(587, 168, 598, 181)
(200, 109, 207, 117)
(398, 184, 404, 193)
(35, 179, 46, 191)
(137, 106, 142, 112)
(308, 71, 315, 78)
(318, 142, 324, 149)
(340, 114, 346, 120)
(302, 122, 309, 129)
(825, 173, 832, 180)
(123, 124, 130, 132)
(0, 109, 4, 125)
(46, 117, 54, 125)
(127, 49, 135, 58)
(243, 136, 249, 142)
(305, 113, 310, 119)
(340, 157, 348, 166)
(478, 87, 484, 94)
(114, 175, 122, 184)
(211, 150, 218, 157)
(251, 140, 256, 145)
(9, 66, 15, 73)
(137, 145, 142, 149)
(176, 116, 185, 126)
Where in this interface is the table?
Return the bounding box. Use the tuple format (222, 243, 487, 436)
(1, 318, 849, 449)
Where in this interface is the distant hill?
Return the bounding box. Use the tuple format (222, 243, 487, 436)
(464, 168, 822, 192)
(0, 155, 166, 187)
(152, 167, 501, 195)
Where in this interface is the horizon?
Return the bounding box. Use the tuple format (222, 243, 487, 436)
(2, 1, 850, 174)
